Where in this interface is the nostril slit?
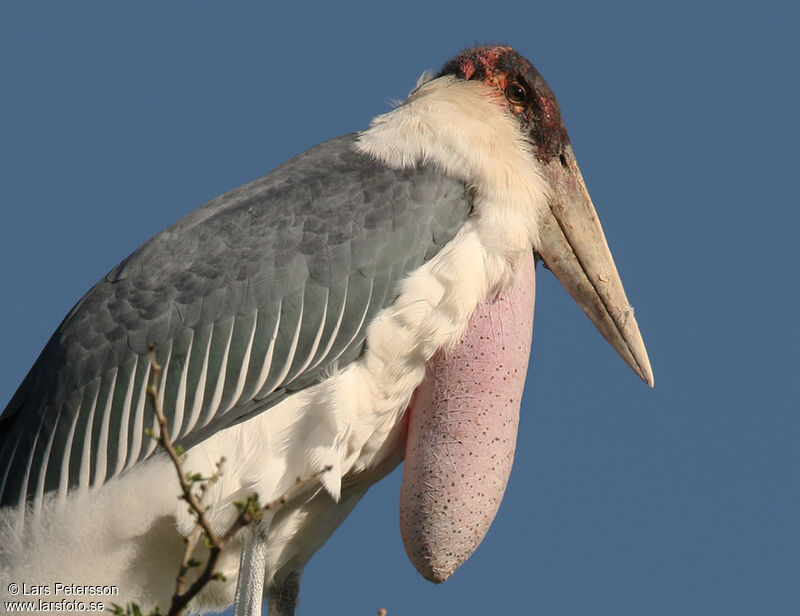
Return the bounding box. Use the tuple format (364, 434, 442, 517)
(559, 153, 568, 168)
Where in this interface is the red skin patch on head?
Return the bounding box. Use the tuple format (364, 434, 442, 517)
(461, 59, 476, 80)
(484, 48, 501, 68)
(469, 47, 520, 108)
(477, 45, 512, 72)
(539, 95, 556, 122)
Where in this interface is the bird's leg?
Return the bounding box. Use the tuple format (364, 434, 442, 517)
(233, 520, 270, 616)
(268, 572, 301, 616)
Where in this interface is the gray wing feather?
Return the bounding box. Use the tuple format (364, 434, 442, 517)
(0, 134, 472, 507)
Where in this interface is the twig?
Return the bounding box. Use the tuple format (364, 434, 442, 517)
(144, 344, 331, 616)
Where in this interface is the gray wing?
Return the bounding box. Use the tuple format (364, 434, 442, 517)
(0, 134, 472, 507)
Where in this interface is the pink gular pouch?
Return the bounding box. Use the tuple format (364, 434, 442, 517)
(400, 252, 536, 582)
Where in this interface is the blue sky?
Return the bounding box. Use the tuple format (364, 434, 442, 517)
(1, 2, 798, 614)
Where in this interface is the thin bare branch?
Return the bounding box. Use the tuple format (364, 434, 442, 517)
(141, 344, 331, 616)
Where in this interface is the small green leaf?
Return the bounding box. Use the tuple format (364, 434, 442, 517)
(185, 472, 205, 486)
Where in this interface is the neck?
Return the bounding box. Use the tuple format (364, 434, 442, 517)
(355, 75, 549, 281)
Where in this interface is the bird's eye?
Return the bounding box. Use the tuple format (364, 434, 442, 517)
(504, 82, 527, 105)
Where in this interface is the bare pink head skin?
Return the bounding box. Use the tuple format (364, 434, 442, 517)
(400, 254, 535, 582)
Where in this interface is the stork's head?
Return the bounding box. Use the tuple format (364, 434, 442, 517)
(438, 45, 654, 386)
(437, 45, 568, 163)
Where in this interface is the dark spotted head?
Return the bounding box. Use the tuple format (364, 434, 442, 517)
(437, 45, 569, 162)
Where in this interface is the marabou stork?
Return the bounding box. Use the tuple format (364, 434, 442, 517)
(0, 45, 653, 615)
